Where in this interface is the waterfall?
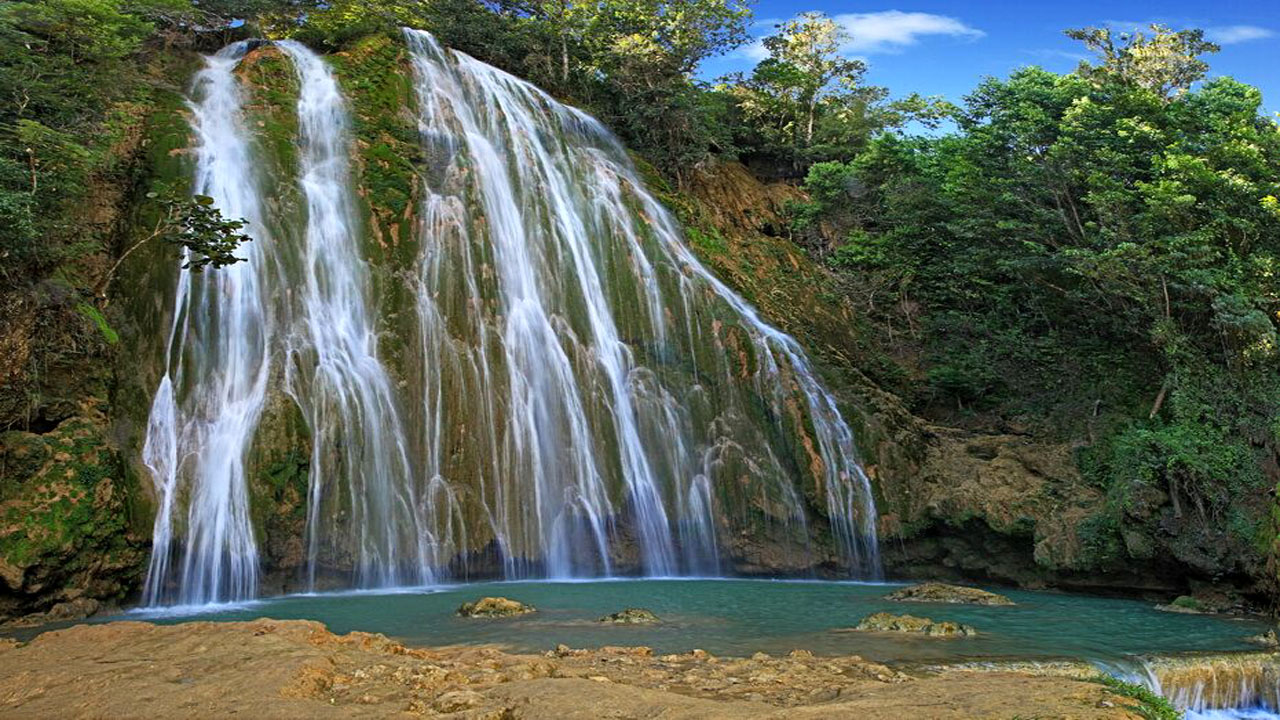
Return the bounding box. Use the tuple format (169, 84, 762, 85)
(142, 32, 880, 605)
(401, 29, 879, 578)
(1134, 654, 1280, 719)
(142, 42, 270, 605)
(274, 41, 431, 591)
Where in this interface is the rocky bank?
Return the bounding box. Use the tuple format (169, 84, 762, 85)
(0, 619, 1149, 719)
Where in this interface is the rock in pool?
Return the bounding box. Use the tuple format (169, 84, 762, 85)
(1247, 630, 1279, 648)
(885, 582, 1014, 606)
(851, 612, 977, 637)
(456, 597, 536, 618)
(1154, 595, 1210, 614)
(598, 608, 661, 624)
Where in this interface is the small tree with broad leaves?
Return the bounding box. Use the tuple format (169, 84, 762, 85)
(96, 192, 251, 299)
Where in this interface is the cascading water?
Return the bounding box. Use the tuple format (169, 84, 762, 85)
(1125, 654, 1280, 719)
(402, 28, 879, 579)
(142, 42, 270, 605)
(142, 31, 880, 605)
(274, 41, 432, 590)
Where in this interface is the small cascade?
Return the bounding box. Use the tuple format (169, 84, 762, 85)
(1128, 653, 1280, 719)
(142, 42, 271, 605)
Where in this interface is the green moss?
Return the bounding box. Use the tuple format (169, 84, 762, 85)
(76, 303, 119, 344)
(0, 417, 146, 598)
(329, 34, 424, 251)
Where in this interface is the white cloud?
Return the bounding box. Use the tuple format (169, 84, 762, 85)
(1102, 20, 1276, 46)
(833, 11, 984, 54)
(727, 10, 983, 64)
(1205, 25, 1276, 45)
(738, 39, 769, 61)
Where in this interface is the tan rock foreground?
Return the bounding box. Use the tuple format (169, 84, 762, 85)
(0, 618, 1143, 719)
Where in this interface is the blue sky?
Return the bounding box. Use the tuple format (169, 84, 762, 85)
(700, 1, 1280, 116)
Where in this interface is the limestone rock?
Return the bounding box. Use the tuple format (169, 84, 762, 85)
(456, 597, 536, 618)
(851, 612, 977, 637)
(598, 608, 661, 624)
(3, 597, 102, 628)
(886, 582, 1014, 606)
(1246, 630, 1279, 648)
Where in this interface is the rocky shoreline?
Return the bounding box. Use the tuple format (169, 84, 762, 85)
(0, 618, 1165, 719)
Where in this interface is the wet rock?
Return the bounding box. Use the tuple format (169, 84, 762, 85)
(885, 582, 1014, 606)
(851, 612, 977, 637)
(598, 608, 661, 624)
(1246, 630, 1279, 648)
(456, 597, 536, 618)
(3, 597, 102, 629)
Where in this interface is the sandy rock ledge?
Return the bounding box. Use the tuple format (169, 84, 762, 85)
(0, 619, 1154, 719)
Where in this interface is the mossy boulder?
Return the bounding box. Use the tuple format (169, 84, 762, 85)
(851, 612, 977, 637)
(456, 596, 536, 618)
(0, 415, 148, 622)
(1155, 595, 1210, 614)
(885, 582, 1015, 607)
(598, 608, 661, 624)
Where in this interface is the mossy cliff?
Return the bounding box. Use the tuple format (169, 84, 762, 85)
(0, 40, 205, 622)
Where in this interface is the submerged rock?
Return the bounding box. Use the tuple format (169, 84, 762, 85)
(885, 582, 1014, 606)
(852, 612, 977, 637)
(456, 597, 536, 618)
(598, 608, 661, 624)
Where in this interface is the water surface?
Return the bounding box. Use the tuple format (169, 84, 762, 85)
(106, 579, 1270, 665)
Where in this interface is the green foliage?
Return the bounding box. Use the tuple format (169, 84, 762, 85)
(157, 193, 252, 272)
(1066, 23, 1219, 99)
(723, 12, 954, 170)
(1091, 675, 1181, 720)
(789, 23, 1280, 574)
(0, 0, 193, 285)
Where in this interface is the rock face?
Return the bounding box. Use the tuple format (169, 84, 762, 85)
(886, 583, 1015, 606)
(598, 608, 661, 624)
(456, 597, 536, 618)
(0, 619, 1143, 719)
(851, 612, 978, 637)
(0, 415, 149, 623)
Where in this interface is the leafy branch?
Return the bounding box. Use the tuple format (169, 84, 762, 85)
(95, 192, 251, 298)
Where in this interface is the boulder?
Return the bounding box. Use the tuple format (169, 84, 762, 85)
(456, 597, 535, 618)
(851, 612, 977, 637)
(885, 582, 1014, 606)
(1246, 630, 1279, 648)
(598, 608, 661, 624)
(1155, 595, 1209, 614)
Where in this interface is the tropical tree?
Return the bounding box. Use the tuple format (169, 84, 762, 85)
(1065, 23, 1220, 99)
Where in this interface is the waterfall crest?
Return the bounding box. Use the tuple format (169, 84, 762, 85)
(142, 32, 880, 605)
